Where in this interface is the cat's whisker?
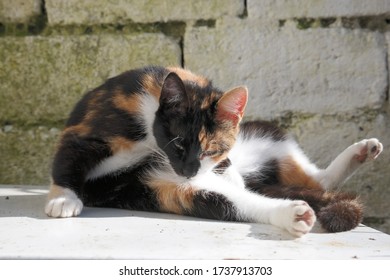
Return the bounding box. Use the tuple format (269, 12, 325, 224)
(163, 136, 182, 149)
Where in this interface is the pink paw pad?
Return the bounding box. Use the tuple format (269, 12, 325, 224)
(354, 139, 383, 163)
(290, 201, 316, 237)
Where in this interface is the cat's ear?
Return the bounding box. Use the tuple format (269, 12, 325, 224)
(160, 72, 188, 112)
(216, 86, 248, 126)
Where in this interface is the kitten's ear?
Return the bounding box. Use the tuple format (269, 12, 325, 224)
(160, 72, 188, 111)
(216, 86, 248, 126)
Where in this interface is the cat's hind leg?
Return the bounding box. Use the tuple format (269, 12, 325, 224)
(244, 149, 365, 232)
(317, 138, 383, 189)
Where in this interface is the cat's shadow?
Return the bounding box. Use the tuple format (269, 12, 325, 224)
(82, 207, 328, 241)
(1, 190, 325, 241)
(247, 221, 325, 241)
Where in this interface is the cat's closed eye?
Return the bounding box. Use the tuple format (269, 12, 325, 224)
(200, 150, 219, 160)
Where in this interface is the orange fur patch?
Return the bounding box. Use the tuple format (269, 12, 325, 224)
(89, 90, 105, 106)
(112, 92, 142, 114)
(198, 127, 208, 151)
(280, 156, 322, 189)
(142, 74, 162, 99)
(198, 126, 236, 163)
(149, 180, 195, 214)
(109, 136, 135, 154)
(63, 124, 91, 137)
(200, 91, 220, 110)
(167, 66, 209, 87)
(142, 67, 211, 100)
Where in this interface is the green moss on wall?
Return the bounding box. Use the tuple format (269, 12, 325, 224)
(0, 125, 61, 185)
(0, 32, 180, 185)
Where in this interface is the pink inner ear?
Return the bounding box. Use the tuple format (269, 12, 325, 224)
(217, 87, 248, 125)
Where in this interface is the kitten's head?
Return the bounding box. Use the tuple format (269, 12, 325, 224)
(153, 71, 248, 179)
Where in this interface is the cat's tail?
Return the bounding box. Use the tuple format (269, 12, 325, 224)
(294, 189, 363, 232)
(316, 193, 363, 233)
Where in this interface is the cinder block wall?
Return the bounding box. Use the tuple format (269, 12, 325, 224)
(1, 0, 389, 233)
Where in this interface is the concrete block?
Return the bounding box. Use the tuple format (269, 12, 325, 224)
(0, 34, 180, 124)
(45, 0, 244, 25)
(0, 125, 60, 184)
(248, 0, 390, 19)
(0, 0, 41, 23)
(373, 219, 390, 235)
(184, 18, 388, 119)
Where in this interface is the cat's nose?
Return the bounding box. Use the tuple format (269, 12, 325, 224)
(182, 161, 200, 179)
(182, 167, 198, 179)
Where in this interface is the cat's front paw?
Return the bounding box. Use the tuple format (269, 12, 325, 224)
(45, 197, 83, 218)
(45, 187, 83, 218)
(284, 201, 316, 237)
(353, 138, 383, 163)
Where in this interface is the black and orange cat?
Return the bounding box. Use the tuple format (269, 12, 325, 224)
(45, 66, 383, 237)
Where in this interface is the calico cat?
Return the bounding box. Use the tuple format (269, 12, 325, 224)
(45, 66, 383, 237)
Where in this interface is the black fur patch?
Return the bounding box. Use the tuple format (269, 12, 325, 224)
(244, 159, 280, 190)
(66, 90, 96, 127)
(52, 136, 112, 195)
(189, 191, 238, 221)
(105, 66, 165, 94)
(89, 106, 147, 141)
(83, 155, 161, 211)
(213, 158, 232, 174)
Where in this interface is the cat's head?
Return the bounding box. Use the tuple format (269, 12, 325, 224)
(153, 71, 248, 179)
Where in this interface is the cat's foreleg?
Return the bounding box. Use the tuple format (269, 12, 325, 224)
(318, 138, 383, 189)
(189, 174, 316, 237)
(45, 135, 111, 218)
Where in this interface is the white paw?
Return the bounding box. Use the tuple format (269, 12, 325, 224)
(284, 201, 316, 237)
(45, 188, 83, 218)
(352, 138, 383, 163)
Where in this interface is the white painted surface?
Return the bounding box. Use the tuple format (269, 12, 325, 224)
(1, 185, 390, 259)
